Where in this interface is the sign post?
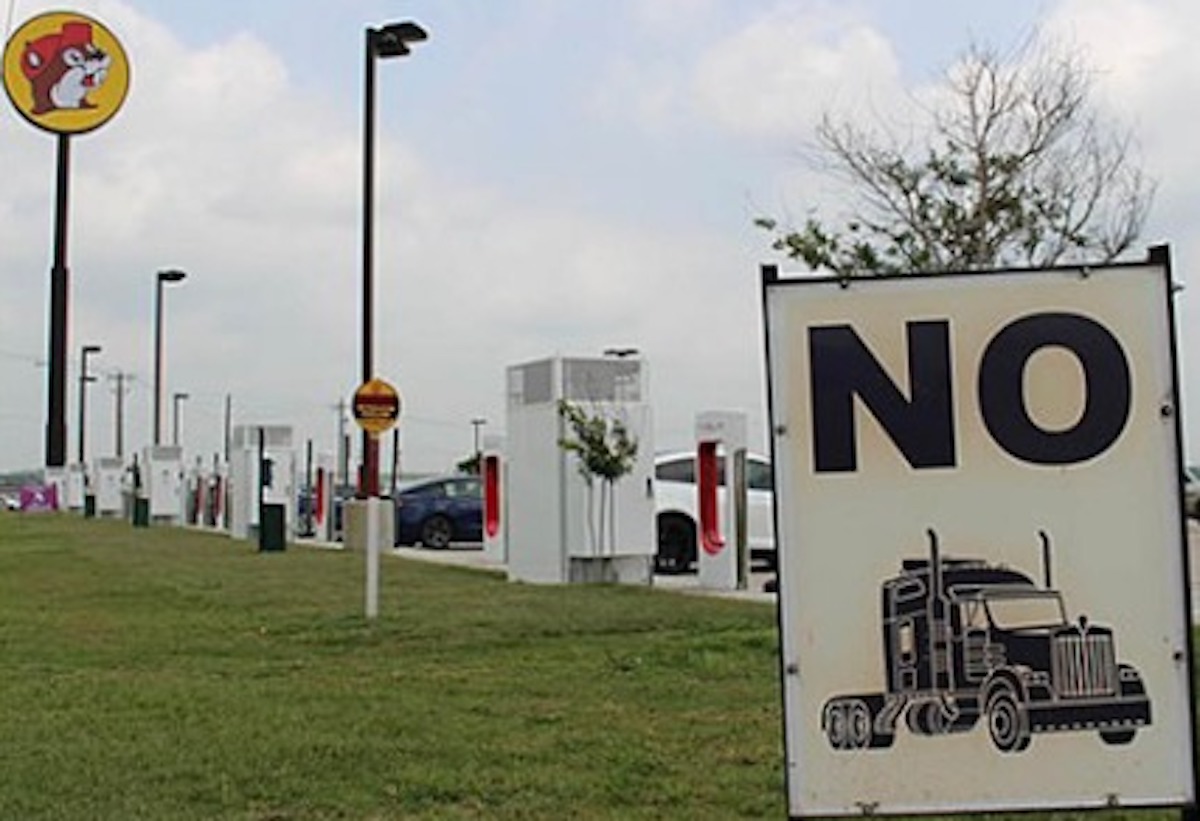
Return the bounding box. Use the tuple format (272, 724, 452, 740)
(761, 248, 1198, 818)
(352, 377, 401, 619)
(3, 11, 130, 470)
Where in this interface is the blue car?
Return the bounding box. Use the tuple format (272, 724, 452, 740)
(394, 475, 483, 548)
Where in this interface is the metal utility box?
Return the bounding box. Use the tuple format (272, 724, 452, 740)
(505, 355, 655, 584)
(94, 457, 124, 516)
(228, 425, 296, 542)
(144, 445, 183, 521)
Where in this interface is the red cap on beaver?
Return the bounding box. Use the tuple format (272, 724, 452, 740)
(21, 22, 94, 80)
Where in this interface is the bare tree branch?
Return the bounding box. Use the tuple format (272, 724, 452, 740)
(760, 37, 1154, 275)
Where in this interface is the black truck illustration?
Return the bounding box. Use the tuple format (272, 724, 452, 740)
(821, 529, 1151, 754)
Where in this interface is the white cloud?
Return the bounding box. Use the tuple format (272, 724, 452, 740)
(7, 0, 1200, 476)
(691, 6, 904, 143)
(0, 0, 774, 473)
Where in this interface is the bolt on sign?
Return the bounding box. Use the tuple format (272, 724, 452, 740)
(760, 247, 1198, 819)
(352, 378, 401, 436)
(2, 10, 130, 135)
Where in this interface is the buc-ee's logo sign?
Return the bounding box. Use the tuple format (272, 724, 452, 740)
(2, 10, 129, 134)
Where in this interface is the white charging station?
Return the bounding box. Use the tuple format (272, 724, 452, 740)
(505, 355, 655, 585)
(228, 425, 295, 542)
(304, 451, 336, 542)
(481, 433, 506, 564)
(144, 445, 183, 522)
(94, 457, 124, 516)
(42, 467, 66, 511)
(195, 458, 224, 529)
(695, 410, 749, 590)
(66, 463, 86, 510)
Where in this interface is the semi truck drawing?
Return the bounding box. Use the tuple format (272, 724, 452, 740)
(821, 529, 1151, 754)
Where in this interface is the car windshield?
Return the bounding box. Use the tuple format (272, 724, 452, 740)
(985, 594, 1067, 630)
(655, 455, 772, 490)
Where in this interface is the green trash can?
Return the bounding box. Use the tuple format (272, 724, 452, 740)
(84, 494, 96, 518)
(133, 497, 150, 528)
(259, 503, 287, 552)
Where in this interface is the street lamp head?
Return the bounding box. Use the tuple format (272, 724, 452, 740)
(371, 21, 428, 58)
(603, 347, 639, 359)
(82, 344, 102, 356)
(173, 392, 190, 401)
(157, 268, 187, 283)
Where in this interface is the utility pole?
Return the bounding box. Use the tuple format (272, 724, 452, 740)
(334, 399, 348, 486)
(223, 393, 232, 462)
(108, 371, 134, 458)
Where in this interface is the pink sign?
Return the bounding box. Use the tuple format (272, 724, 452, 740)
(20, 483, 58, 512)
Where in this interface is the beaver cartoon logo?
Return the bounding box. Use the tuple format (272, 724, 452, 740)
(21, 21, 111, 114)
(2, 11, 129, 135)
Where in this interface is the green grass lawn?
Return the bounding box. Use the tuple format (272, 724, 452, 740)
(0, 513, 784, 819)
(2, 514, 1197, 820)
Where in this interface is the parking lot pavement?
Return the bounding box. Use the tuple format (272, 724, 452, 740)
(389, 545, 777, 603)
(651, 568, 776, 603)
(392, 544, 504, 572)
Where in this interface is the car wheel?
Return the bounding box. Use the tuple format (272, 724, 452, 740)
(655, 514, 696, 574)
(420, 515, 453, 549)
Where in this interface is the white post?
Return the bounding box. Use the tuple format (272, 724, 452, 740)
(365, 495, 380, 619)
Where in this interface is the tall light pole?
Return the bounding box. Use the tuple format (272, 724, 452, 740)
(360, 20, 427, 499)
(109, 371, 133, 458)
(153, 268, 187, 446)
(77, 344, 101, 463)
(471, 417, 486, 470)
(172, 391, 189, 447)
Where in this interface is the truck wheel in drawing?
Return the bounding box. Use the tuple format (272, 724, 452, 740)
(986, 685, 1031, 753)
(822, 697, 894, 750)
(905, 700, 942, 735)
(1100, 729, 1136, 745)
(846, 700, 872, 748)
(824, 698, 871, 749)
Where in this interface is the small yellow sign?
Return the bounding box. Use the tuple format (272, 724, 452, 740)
(352, 378, 402, 436)
(2, 11, 130, 135)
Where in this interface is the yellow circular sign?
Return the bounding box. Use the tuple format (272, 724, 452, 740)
(352, 378, 402, 436)
(2, 11, 130, 135)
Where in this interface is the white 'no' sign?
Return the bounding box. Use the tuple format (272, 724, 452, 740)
(761, 248, 1198, 819)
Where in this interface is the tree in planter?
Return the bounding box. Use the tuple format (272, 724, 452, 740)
(557, 399, 638, 555)
(757, 39, 1154, 275)
(454, 453, 481, 475)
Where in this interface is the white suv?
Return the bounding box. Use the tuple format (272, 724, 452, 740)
(653, 450, 776, 574)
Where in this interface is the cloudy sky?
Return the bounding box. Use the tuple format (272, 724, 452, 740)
(2, 0, 1198, 475)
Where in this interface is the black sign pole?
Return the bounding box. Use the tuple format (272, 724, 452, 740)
(45, 132, 71, 468)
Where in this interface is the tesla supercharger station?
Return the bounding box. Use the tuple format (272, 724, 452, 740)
(197, 458, 224, 529)
(228, 425, 295, 541)
(66, 463, 85, 510)
(695, 410, 749, 590)
(506, 355, 655, 585)
(308, 452, 336, 542)
(481, 433, 506, 564)
(183, 458, 201, 524)
(144, 444, 183, 523)
(42, 467, 66, 511)
(94, 457, 124, 516)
